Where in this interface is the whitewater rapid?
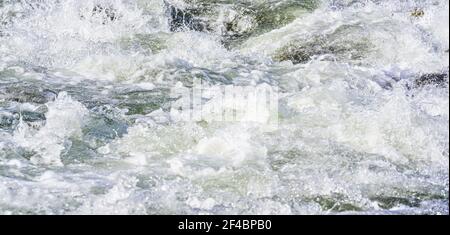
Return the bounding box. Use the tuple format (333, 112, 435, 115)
(0, 0, 448, 214)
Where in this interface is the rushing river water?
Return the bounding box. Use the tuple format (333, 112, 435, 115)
(0, 0, 448, 215)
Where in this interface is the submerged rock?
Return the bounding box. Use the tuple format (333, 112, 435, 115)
(0, 113, 14, 129)
(312, 195, 363, 212)
(252, 1, 318, 33)
(82, 113, 128, 150)
(1, 84, 57, 104)
(273, 39, 327, 64)
(0, 109, 47, 131)
(61, 138, 98, 164)
(15, 110, 46, 123)
(273, 25, 371, 64)
(371, 196, 421, 210)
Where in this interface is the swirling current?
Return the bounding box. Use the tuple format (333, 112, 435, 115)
(0, 0, 448, 215)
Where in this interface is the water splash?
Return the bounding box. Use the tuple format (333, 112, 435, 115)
(0, 0, 448, 215)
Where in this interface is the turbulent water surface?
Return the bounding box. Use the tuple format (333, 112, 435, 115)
(0, 0, 449, 215)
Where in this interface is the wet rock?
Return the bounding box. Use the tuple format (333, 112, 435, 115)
(411, 8, 425, 18)
(92, 5, 119, 23)
(165, 1, 209, 32)
(114, 89, 170, 115)
(219, 1, 318, 48)
(383, 68, 449, 90)
(79, 4, 120, 25)
(162, 0, 319, 48)
(414, 72, 449, 88)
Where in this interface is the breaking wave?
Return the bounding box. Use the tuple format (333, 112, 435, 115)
(0, 0, 448, 214)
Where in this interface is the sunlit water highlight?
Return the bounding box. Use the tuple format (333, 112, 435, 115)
(0, 0, 448, 214)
